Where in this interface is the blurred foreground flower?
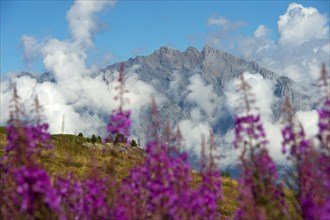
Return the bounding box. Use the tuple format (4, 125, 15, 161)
(234, 74, 286, 220)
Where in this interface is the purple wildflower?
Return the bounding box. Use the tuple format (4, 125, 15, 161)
(281, 64, 330, 219)
(116, 141, 196, 219)
(115, 101, 223, 219)
(107, 110, 131, 138)
(14, 165, 61, 217)
(234, 74, 286, 219)
(55, 174, 84, 219)
(192, 131, 222, 219)
(317, 64, 330, 149)
(106, 63, 131, 144)
(3, 88, 53, 168)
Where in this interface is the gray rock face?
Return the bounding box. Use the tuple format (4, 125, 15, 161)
(104, 46, 312, 137)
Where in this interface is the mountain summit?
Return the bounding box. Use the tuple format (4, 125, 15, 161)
(107, 45, 278, 82)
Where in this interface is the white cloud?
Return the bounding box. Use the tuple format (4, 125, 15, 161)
(178, 119, 211, 155)
(1, 0, 161, 138)
(236, 3, 329, 88)
(41, 39, 91, 82)
(187, 74, 219, 120)
(208, 17, 228, 27)
(225, 72, 275, 119)
(20, 35, 42, 69)
(168, 70, 184, 102)
(206, 15, 247, 50)
(254, 25, 271, 38)
(278, 3, 329, 46)
(0, 80, 13, 123)
(190, 108, 203, 121)
(125, 71, 163, 113)
(205, 4, 329, 87)
(263, 121, 287, 164)
(66, 0, 116, 48)
(296, 110, 319, 138)
(321, 43, 330, 55)
(207, 16, 246, 30)
(223, 72, 289, 165)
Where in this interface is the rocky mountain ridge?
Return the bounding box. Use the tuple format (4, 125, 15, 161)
(103, 46, 312, 137)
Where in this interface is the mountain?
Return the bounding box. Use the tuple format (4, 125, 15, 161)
(103, 46, 312, 141)
(6, 45, 314, 169)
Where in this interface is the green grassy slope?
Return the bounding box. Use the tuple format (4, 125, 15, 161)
(0, 127, 240, 217)
(0, 127, 302, 218)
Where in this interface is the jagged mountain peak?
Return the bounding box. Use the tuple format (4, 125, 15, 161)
(104, 46, 312, 154)
(185, 47, 200, 59)
(185, 46, 200, 54)
(105, 45, 293, 86)
(202, 44, 217, 56)
(104, 45, 311, 130)
(154, 46, 179, 56)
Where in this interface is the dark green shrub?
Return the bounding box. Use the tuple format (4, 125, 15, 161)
(221, 171, 231, 178)
(78, 132, 83, 137)
(131, 139, 137, 147)
(91, 134, 97, 143)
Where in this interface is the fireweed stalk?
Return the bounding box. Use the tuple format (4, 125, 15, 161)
(317, 64, 330, 217)
(193, 131, 222, 219)
(115, 99, 191, 219)
(115, 100, 223, 220)
(106, 63, 131, 143)
(0, 86, 61, 219)
(233, 74, 286, 220)
(281, 64, 330, 219)
(52, 64, 131, 220)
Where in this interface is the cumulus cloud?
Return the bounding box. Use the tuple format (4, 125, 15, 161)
(223, 71, 290, 164)
(225, 72, 275, 118)
(1, 0, 161, 139)
(296, 110, 319, 138)
(206, 15, 247, 50)
(235, 3, 329, 88)
(254, 25, 271, 38)
(207, 16, 246, 30)
(187, 74, 219, 120)
(67, 0, 116, 48)
(278, 3, 329, 46)
(205, 4, 329, 87)
(222, 70, 322, 165)
(41, 39, 91, 82)
(178, 119, 211, 155)
(20, 35, 42, 69)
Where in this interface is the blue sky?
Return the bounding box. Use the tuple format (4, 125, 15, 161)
(1, 0, 329, 75)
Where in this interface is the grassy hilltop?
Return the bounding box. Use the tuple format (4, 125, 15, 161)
(0, 127, 240, 218)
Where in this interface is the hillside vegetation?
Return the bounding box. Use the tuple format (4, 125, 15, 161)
(0, 127, 240, 218)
